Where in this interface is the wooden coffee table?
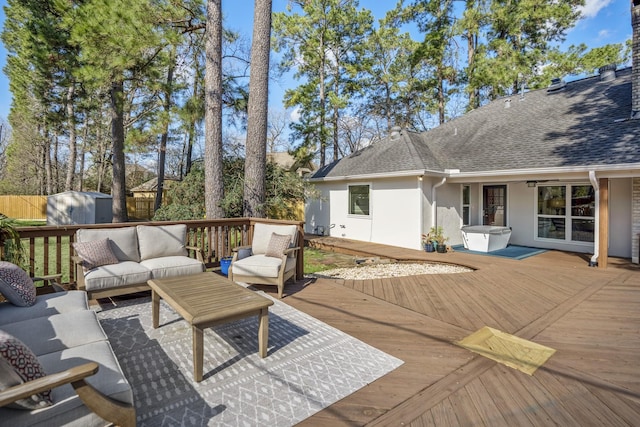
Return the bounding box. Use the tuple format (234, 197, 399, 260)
(147, 272, 274, 382)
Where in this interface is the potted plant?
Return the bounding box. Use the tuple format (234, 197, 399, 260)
(0, 215, 25, 264)
(421, 233, 435, 252)
(429, 226, 449, 253)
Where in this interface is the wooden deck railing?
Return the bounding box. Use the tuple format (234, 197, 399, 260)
(5, 218, 305, 286)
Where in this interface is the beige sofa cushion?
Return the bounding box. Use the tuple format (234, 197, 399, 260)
(77, 227, 140, 262)
(232, 254, 296, 278)
(137, 224, 188, 261)
(83, 261, 152, 292)
(140, 256, 204, 279)
(251, 223, 298, 255)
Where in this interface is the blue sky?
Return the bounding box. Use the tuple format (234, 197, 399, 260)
(0, 0, 631, 122)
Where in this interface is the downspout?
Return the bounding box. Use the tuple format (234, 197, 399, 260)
(589, 171, 599, 267)
(432, 177, 447, 229)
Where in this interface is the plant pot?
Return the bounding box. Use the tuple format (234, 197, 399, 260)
(220, 257, 233, 276)
(436, 245, 447, 253)
(424, 242, 434, 252)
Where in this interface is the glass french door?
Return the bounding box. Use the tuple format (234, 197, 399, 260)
(483, 185, 506, 226)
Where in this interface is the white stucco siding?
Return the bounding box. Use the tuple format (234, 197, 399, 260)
(306, 177, 422, 249)
(370, 178, 423, 249)
(609, 178, 632, 258)
(433, 183, 464, 246)
(507, 182, 534, 247)
(304, 185, 332, 235)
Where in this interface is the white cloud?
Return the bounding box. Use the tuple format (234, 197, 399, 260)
(290, 106, 301, 122)
(597, 29, 610, 39)
(578, 0, 613, 19)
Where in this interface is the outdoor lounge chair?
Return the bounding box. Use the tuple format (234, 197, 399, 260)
(229, 223, 300, 298)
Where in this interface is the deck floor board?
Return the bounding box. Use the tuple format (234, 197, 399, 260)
(282, 237, 640, 425)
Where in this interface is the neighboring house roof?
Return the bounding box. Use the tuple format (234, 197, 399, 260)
(267, 151, 317, 175)
(312, 68, 640, 181)
(130, 177, 179, 193)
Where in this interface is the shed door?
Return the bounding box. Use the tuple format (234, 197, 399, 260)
(483, 185, 506, 226)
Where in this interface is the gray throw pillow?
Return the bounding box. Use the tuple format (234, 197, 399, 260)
(72, 238, 119, 272)
(265, 233, 292, 258)
(0, 261, 36, 307)
(0, 330, 53, 409)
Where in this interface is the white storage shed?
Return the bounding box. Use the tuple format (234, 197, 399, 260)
(47, 191, 113, 225)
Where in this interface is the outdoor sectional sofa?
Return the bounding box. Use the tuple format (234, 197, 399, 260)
(0, 264, 135, 426)
(74, 224, 205, 300)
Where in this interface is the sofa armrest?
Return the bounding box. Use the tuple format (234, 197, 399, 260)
(185, 246, 204, 263)
(283, 246, 300, 256)
(231, 246, 252, 262)
(0, 362, 135, 427)
(72, 256, 87, 291)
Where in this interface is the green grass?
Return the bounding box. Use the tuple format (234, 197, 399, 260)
(13, 219, 47, 227)
(303, 247, 355, 274)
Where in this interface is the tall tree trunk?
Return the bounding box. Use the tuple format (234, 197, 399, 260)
(438, 68, 446, 125)
(332, 75, 339, 162)
(53, 130, 59, 193)
(186, 122, 195, 176)
(318, 31, 326, 167)
(204, 0, 225, 219)
(110, 80, 128, 222)
(467, 31, 479, 110)
(244, 0, 272, 218)
(64, 84, 77, 191)
(78, 114, 89, 191)
(96, 125, 104, 193)
(155, 50, 176, 212)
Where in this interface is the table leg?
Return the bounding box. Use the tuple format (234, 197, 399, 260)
(193, 325, 204, 382)
(151, 290, 160, 329)
(258, 307, 269, 358)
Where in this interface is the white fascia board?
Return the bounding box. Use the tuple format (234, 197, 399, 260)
(308, 163, 640, 183)
(308, 169, 430, 182)
(445, 164, 640, 182)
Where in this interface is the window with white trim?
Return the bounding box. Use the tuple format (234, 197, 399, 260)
(536, 184, 595, 243)
(348, 185, 370, 216)
(462, 185, 470, 226)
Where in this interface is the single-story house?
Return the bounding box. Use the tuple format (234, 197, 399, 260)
(305, 10, 640, 266)
(130, 177, 179, 200)
(267, 151, 317, 176)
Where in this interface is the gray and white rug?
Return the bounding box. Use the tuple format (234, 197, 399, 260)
(94, 289, 403, 426)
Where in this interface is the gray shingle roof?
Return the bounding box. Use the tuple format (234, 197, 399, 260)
(312, 68, 640, 180)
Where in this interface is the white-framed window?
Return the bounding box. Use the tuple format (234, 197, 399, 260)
(348, 184, 370, 216)
(536, 184, 595, 243)
(462, 185, 470, 226)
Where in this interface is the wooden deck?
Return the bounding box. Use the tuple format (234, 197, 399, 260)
(267, 237, 640, 426)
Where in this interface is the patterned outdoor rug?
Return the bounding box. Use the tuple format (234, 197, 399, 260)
(94, 290, 403, 426)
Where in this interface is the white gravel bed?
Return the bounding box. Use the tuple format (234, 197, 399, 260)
(309, 262, 472, 280)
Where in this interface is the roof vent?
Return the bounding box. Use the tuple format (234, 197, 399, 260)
(547, 78, 566, 93)
(390, 126, 402, 141)
(504, 98, 511, 108)
(598, 64, 617, 82)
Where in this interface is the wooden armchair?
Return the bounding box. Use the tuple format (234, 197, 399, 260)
(229, 223, 300, 298)
(0, 362, 136, 427)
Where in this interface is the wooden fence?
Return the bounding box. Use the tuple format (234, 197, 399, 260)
(0, 195, 47, 219)
(0, 195, 156, 221)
